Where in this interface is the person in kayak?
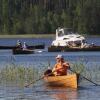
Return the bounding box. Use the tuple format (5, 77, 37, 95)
(52, 54, 70, 76)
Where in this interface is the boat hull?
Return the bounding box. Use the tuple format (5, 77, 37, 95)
(12, 49, 34, 54)
(44, 74, 78, 88)
(48, 46, 100, 52)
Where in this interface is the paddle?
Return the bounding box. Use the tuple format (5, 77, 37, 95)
(69, 68, 100, 86)
(25, 75, 45, 87)
(25, 60, 52, 87)
(24, 69, 54, 87)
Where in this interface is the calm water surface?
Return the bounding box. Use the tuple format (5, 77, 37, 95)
(0, 37, 100, 100)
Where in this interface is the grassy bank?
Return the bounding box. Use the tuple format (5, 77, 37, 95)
(0, 34, 55, 38)
(0, 34, 100, 38)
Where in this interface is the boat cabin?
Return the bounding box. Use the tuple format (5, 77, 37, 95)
(52, 27, 86, 47)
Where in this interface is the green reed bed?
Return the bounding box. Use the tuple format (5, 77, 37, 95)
(71, 62, 85, 74)
(71, 62, 100, 84)
(83, 64, 100, 83)
(0, 61, 100, 87)
(0, 64, 39, 87)
(0, 62, 49, 87)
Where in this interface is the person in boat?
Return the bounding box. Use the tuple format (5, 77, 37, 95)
(16, 40, 22, 49)
(81, 41, 90, 48)
(52, 54, 70, 76)
(91, 42, 95, 47)
(22, 42, 28, 50)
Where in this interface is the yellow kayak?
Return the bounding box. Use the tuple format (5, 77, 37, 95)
(44, 74, 78, 89)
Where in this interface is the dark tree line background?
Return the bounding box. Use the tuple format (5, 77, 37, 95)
(0, 0, 100, 35)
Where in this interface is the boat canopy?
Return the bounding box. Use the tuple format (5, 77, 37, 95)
(56, 28, 75, 37)
(52, 27, 86, 46)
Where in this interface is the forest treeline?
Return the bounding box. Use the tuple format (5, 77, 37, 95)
(0, 0, 100, 35)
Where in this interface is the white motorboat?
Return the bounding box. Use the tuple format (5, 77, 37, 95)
(51, 27, 85, 47)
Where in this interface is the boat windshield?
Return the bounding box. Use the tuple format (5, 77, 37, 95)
(58, 30, 64, 36)
(63, 28, 74, 35)
(57, 28, 76, 37)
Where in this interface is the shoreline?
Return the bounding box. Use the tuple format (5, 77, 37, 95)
(0, 34, 100, 38)
(0, 34, 55, 38)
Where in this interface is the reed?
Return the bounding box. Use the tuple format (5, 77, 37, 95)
(71, 62, 100, 84)
(71, 62, 85, 74)
(0, 64, 38, 86)
(84, 64, 100, 82)
(0, 62, 49, 86)
(0, 61, 100, 86)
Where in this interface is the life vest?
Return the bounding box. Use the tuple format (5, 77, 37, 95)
(53, 62, 69, 76)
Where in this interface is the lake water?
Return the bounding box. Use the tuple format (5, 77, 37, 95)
(0, 37, 100, 100)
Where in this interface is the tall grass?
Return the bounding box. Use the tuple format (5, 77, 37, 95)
(71, 62, 85, 74)
(0, 60, 50, 87)
(0, 61, 100, 86)
(71, 61, 100, 84)
(0, 64, 38, 87)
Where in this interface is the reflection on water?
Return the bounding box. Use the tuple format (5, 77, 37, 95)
(45, 86, 78, 100)
(0, 83, 100, 100)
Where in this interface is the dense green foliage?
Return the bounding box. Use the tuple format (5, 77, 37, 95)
(0, 0, 100, 35)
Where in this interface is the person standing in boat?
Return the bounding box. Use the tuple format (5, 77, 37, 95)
(23, 42, 27, 50)
(52, 54, 70, 76)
